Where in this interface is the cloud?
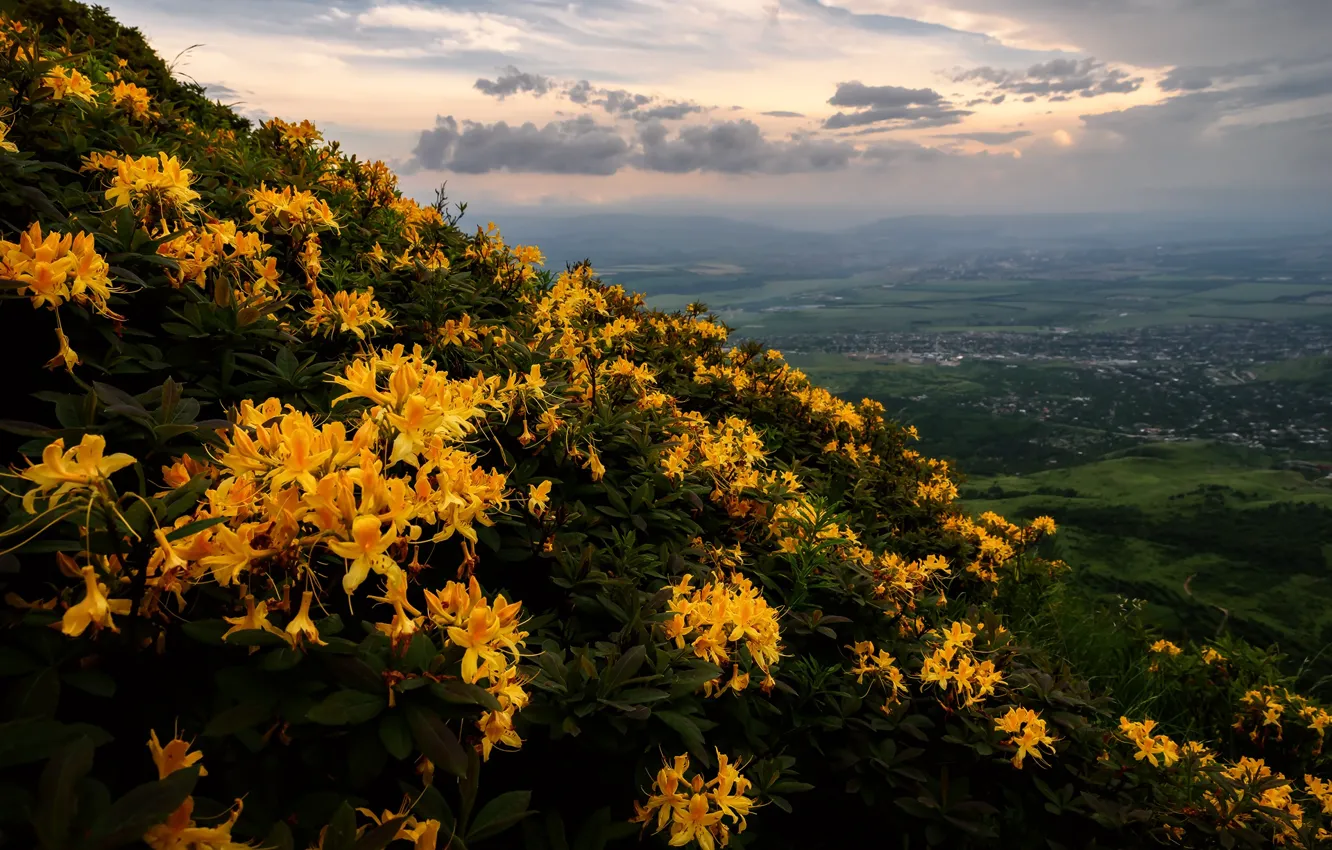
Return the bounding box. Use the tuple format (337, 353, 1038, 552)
(951, 57, 1143, 99)
(356, 5, 530, 52)
(201, 82, 242, 100)
(560, 79, 702, 121)
(599, 88, 653, 114)
(1159, 66, 1215, 93)
(934, 130, 1032, 144)
(637, 120, 857, 174)
(860, 139, 950, 165)
(823, 81, 970, 129)
(632, 103, 704, 121)
(407, 115, 632, 175)
(761, 110, 806, 118)
(474, 65, 554, 99)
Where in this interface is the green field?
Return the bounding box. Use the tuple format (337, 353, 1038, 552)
(962, 442, 1332, 661)
(635, 272, 1332, 334)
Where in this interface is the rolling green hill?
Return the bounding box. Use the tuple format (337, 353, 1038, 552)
(963, 441, 1332, 662)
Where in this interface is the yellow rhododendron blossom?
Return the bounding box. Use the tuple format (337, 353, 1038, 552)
(19, 433, 135, 512)
(61, 565, 131, 636)
(110, 80, 152, 119)
(528, 480, 552, 517)
(285, 590, 327, 648)
(995, 706, 1058, 768)
(148, 730, 208, 779)
(103, 152, 200, 217)
(43, 65, 96, 101)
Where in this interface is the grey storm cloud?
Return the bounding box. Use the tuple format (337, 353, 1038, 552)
(407, 115, 858, 176)
(824, 81, 970, 129)
(951, 58, 1144, 99)
(1159, 66, 1216, 92)
(407, 115, 632, 175)
(563, 80, 700, 122)
(473, 65, 555, 99)
(933, 130, 1032, 144)
(761, 110, 806, 118)
(637, 120, 857, 174)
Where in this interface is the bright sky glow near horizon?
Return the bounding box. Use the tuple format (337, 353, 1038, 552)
(101, 0, 1332, 223)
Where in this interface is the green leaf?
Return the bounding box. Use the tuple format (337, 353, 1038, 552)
(599, 645, 646, 696)
(89, 766, 199, 849)
(401, 632, 437, 673)
(654, 710, 706, 756)
(263, 821, 295, 850)
(61, 670, 116, 698)
(669, 662, 723, 695)
(180, 620, 230, 645)
(378, 713, 413, 761)
(405, 702, 468, 779)
(466, 791, 533, 843)
(305, 691, 386, 726)
(430, 681, 502, 712)
(34, 736, 94, 850)
(204, 698, 276, 737)
(0, 719, 112, 770)
(323, 802, 358, 850)
(164, 516, 229, 541)
(0, 647, 41, 677)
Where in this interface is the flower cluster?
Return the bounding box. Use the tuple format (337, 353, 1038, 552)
(110, 80, 153, 119)
(918, 620, 1004, 708)
(263, 116, 323, 149)
(1235, 685, 1332, 748)
(247, 183, 340, 234)
(141, 734, 252, 850)
(306, 287, 393, 340)
(155, 219, 278, 302)
(421, 576, 530, 759)
(1118, 716, 1182, 768)
(631, 752, 756, 850)
(994, 706, 1057, 768)
(1, 219, 117, 312)
(43, 64, 96, 101)
(96, 151, 201, 219)
(663, 573, 782, 695)
(849, 640, 908, 706)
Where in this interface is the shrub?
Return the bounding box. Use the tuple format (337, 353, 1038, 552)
(1, 5, 1332, 849)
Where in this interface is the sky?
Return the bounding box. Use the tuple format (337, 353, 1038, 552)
(103, 0, 1332, 225)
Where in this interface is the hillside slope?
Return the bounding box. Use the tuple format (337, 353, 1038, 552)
(2, 4, 1332, 849)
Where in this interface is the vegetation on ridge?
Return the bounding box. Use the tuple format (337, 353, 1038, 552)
(2, 3, 1332, 848)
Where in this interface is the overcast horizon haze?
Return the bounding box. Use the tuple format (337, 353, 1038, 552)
(99, 0, 1332, 227)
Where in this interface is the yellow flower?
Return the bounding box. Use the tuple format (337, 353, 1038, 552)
(147, 731, 208, 779)
(285, 590, 327, 648)
(247, 183, 340, 233)
(0, 222, 120, 318)
(528, 480, 552, 517)
(221, 594, 286, 643)
(43, 65, 97, 102)
(327, 514, 401, 594)
(198, 524, 274, 586)
(61, 565, 131, 636)
(19, 433, 136, 512)
(0, 114, 17, 153)
(994, 707, 1057, 768)
(110, 80, 153, 119)
(1029, 515, 1057, 535)
(586, 445, 606, 481)
(103, 152, 200, 217)
(1149, 639, 1182, 657)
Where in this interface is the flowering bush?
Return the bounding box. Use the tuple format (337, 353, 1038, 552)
(3, 4, 1332, 849)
